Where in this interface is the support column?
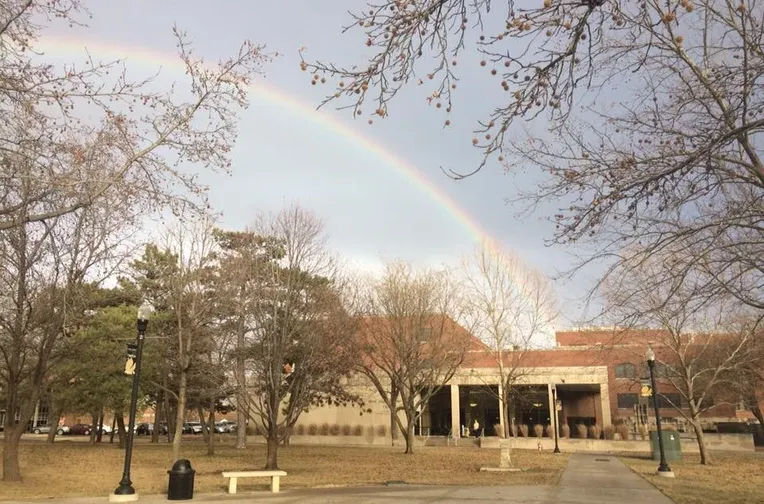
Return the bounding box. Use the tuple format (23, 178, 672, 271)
(450, 384, 460, 438)
(599, 383, 612, 428)
(547, 384, 555, 431)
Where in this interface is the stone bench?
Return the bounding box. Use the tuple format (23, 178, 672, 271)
(221, 470, 287, 494)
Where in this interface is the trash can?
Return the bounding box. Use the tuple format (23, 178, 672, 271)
(167, 459, 195, 500)
(649, 430, 681, 462)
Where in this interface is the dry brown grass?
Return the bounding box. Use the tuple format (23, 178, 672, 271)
(622, 453, 764, 504)
(0, 440, 569, 500)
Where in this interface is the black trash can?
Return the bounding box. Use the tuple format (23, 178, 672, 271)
(167, 459, 195, 500)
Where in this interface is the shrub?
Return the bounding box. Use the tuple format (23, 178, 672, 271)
(616, 423, 631, 441)
(376, 424, 387, 436)
(561, 424, 570, 438)
(295, 424, 306, 435)
(575, 424, 587, 439)
(319, 423, 330, 436)
(603, 425, 615, 440)
(353, 424, 364, 436)
(341, 424, 352, 436)
(307, 424, 318, 435)
(494, 423, 504, 438)
(533, 424, 544, 438)
(638, 424, 648, 440)
(519, 424, 529, 437)
(545, 424, 554, 438)
(589, 424, 602, 439)
(329, 424, 341, 436)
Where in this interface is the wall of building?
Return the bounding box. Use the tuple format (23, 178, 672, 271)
(479, 432, 755, 453)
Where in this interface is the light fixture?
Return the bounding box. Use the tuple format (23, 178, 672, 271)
(646, 348, 655, 362)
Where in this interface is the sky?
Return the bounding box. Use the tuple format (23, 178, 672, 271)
(34, 0, 603, 328)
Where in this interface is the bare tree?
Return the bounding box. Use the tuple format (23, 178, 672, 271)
(302, 1, 764, 315)
(0, 192, 134, 481)
(243, 205, 361, 470)
(358, 261, 471, 454)
(604, 251, 764, 465)
(213, 229, 285, 450)
(162, 215, 219, 464)
(460, 244, 557, 438)
(0, 1, 269, 230)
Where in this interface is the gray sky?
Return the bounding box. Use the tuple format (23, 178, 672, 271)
(37, 0, 603, 327)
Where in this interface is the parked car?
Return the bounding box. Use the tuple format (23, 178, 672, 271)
(183, 422, 203, 435)
(136, 423, 154, 435)
(31, 425, 50, 434)
(94, 425, 113, 435)
(214, 421, 237, 433)
(69, 423, 92, 435)
(56, 425, 70, 435)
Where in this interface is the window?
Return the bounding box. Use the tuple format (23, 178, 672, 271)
(692, 396, 713, 408)
(614, 363, 636, 378)
(655, 393, 682, 408)
(653, 362, 673, 378)
(617, 393, 639, 408)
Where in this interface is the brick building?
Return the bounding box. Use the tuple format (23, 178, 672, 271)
(23, 321, 758, 438)
(292, 323, 760, 439)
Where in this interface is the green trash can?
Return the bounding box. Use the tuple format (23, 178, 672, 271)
(649, 430, 681, 462)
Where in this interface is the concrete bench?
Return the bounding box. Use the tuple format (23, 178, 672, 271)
(221, 470, 287, 494)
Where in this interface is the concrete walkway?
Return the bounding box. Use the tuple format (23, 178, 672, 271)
(551, 454, 675, 503)
(3, 454, 674, 504)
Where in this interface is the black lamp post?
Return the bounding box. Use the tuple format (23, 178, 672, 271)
(551, 385, 561, 454)
(112, 301, 152, 501)
(646, 348, 674, 478)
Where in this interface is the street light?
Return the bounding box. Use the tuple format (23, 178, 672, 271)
(646, 348, 674, 478)
(112, 301, 152, 502)
(551, 385, 561, 454)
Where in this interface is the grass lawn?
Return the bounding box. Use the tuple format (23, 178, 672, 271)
(622, 453, 764, 504)
(0, 439, 569, 500)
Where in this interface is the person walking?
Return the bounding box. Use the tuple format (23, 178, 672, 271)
(472, 419, 480, 438)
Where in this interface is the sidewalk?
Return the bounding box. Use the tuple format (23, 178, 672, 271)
(2, 454, 674, 504)
(551, 454, 675, 503)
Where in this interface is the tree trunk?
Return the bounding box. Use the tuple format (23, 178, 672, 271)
(749, 402, 764, 438)
(503, 401, 511, 439)
(152, 390, 164, 444)
(116, 411, 127, 449)
(172, 368, 188, 462)
(235, 317, 248, 450)
(46, 426, 57, 444)
(198, 406, 210, 444)
(2, 426, 25, 481)
(691, 419, 712, 465)
(390, 385, 399, 443)
(404, 418, 415, 454)
(46, 405, 63, 444)
(265, 432, 279, 469)
(206, 404, 215, 456)
(89, 413, 98, 445)
(96, 408, 104, 443)
(166, 400, 176, 443)
(109, 415, 117, 444)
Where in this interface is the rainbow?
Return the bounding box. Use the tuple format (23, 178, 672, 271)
(34, 35, 506, 254)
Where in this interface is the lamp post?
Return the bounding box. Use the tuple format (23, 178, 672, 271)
(551, 385, 561, 454)
(646, 348, 674, 478)
(112, 301, 152, 501)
